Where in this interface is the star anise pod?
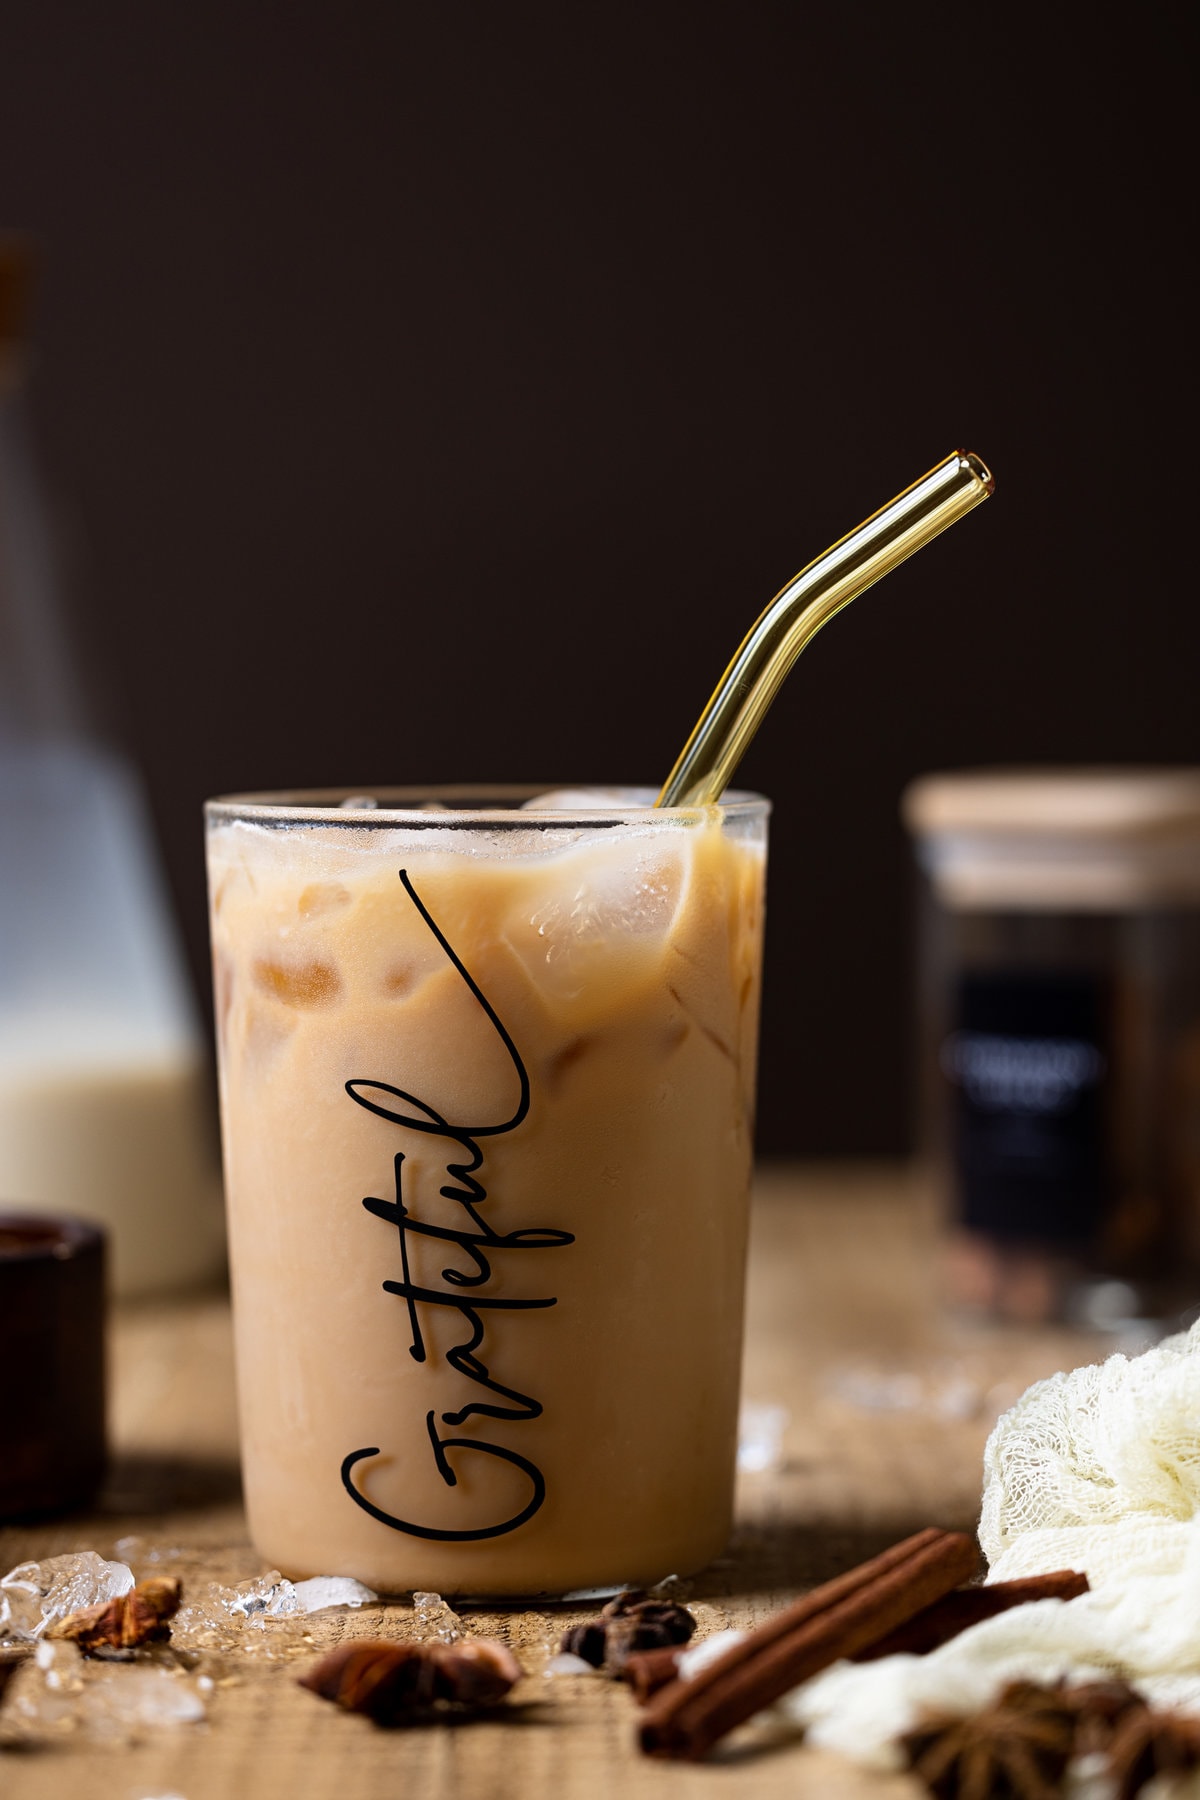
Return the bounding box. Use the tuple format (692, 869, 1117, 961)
(1105, 1703, 1200, 1800)
(558, 1619, 608, 1667)
(1055, 1679, 1148, 1758)
(44, 1575, 183, 1653)
(904, 1681, 1078, 1800)
(559, 1590, 695, 1672)
(299, 1637, 522, 1724)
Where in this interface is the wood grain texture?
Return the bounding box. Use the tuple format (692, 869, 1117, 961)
(0, 1161, 1109, 1798)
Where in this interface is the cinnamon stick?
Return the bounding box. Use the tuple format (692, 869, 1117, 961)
(624, 1567, 1089, 1703)
(623, 1644, 685, 1701)
(852, 1568, 1089, 1661)
(639, 1526, 979, 1760)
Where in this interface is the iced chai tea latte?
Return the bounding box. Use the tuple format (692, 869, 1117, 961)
(206, 787, 767, 1595)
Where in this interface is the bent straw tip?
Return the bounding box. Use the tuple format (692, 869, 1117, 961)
(957, 449, 995, 495)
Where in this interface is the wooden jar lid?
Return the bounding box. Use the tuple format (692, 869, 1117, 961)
(903, 767, 1200, 839)
(902, 767, 1200, 910)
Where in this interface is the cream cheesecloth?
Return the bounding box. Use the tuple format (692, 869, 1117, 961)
(777, 1317, 1200, 1767)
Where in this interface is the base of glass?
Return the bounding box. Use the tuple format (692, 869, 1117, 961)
(445, 1582, 632, 1608)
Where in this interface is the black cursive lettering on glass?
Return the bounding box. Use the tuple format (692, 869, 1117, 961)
(340, 868, 574, 1542)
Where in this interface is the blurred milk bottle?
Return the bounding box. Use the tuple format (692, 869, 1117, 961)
(903, 767, 1200, 1329)
(0, 238, 224, 1296)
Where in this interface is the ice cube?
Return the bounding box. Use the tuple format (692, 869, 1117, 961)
(251, 956, 341, 1008)
(8, 1635, 204, 1743)
(736, 1401, 789, 1474)
(929, 1370, 986, 1422)
(5, 1638, 84, 1733)
(677, 1629, 748, 1680)
(1, 1553, 135, 1642)
(827, 1366, 925, 1412)
(111, 1538, 183, 1570)
(512, 844, 685, 1005)
(532, 856, 681, 945)
(379, 959, 422, 999)
(171, 1571, 305, 1653)
(522, 788, 649, 811)
(412, 1590, 462, 1642)
(225, 1572, 300, 1618)
(240, 993, 300, 1068)
(79, 1665, 206, 1738)
(544, 1652, 596, 1677)
(297, 882, 352, 921)
(290, 1576, 377, 1614)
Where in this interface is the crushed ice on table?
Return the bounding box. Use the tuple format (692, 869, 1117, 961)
(220, 1571, 377, 1619)
(677, 1629, 747, 1681)
(825, 1361, 1000, 1422)
(291, 1575, 377, 1613)
(2, 1636, 205, 1742)
(113, 1536, 185, 1570)
(412, 1591, 463, 1643)
(35, 1637, 79, 1681)
(1066, 1279, 1164, 1353)
(0, 1553, 134, 1643)
(172, 1572, 300, 1652)
(80, 1667, 207, 1738)
(225, 1572, 301, 1618)
(544, 1652, 595, 1678)
(171, 1570, 376, 1655)
(737, 1400, 789, 1473)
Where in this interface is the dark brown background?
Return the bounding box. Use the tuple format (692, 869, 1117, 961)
(1, 3, 1194, 1153)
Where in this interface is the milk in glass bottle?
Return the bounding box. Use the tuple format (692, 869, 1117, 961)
(0, 238, 224, 1295)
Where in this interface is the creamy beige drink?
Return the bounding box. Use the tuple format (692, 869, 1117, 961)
(206, 787, 767, 1595)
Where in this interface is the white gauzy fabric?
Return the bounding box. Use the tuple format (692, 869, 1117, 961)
(778, 1317, 1200, 1768)
(980, 1317, 1200, 1562)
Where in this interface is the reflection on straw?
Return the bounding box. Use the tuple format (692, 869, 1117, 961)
(656, 451, 994, 808)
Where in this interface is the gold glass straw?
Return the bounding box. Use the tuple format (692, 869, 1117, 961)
(656, 449, 994, 808)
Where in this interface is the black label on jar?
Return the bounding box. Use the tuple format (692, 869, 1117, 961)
(942, 972, 1109, 1244)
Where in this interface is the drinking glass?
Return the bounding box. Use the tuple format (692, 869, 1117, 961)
(205, 785, 768, 1597)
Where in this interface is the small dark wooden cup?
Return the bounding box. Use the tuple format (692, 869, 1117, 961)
(0, 1212, 107, 1520)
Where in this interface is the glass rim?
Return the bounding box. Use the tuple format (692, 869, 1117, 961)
(204, 784, 771, 829)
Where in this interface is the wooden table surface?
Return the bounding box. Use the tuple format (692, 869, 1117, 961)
(0, 1161, 1111, 1799)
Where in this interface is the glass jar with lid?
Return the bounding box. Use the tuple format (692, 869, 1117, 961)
(902, 767, 1200, 1328)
